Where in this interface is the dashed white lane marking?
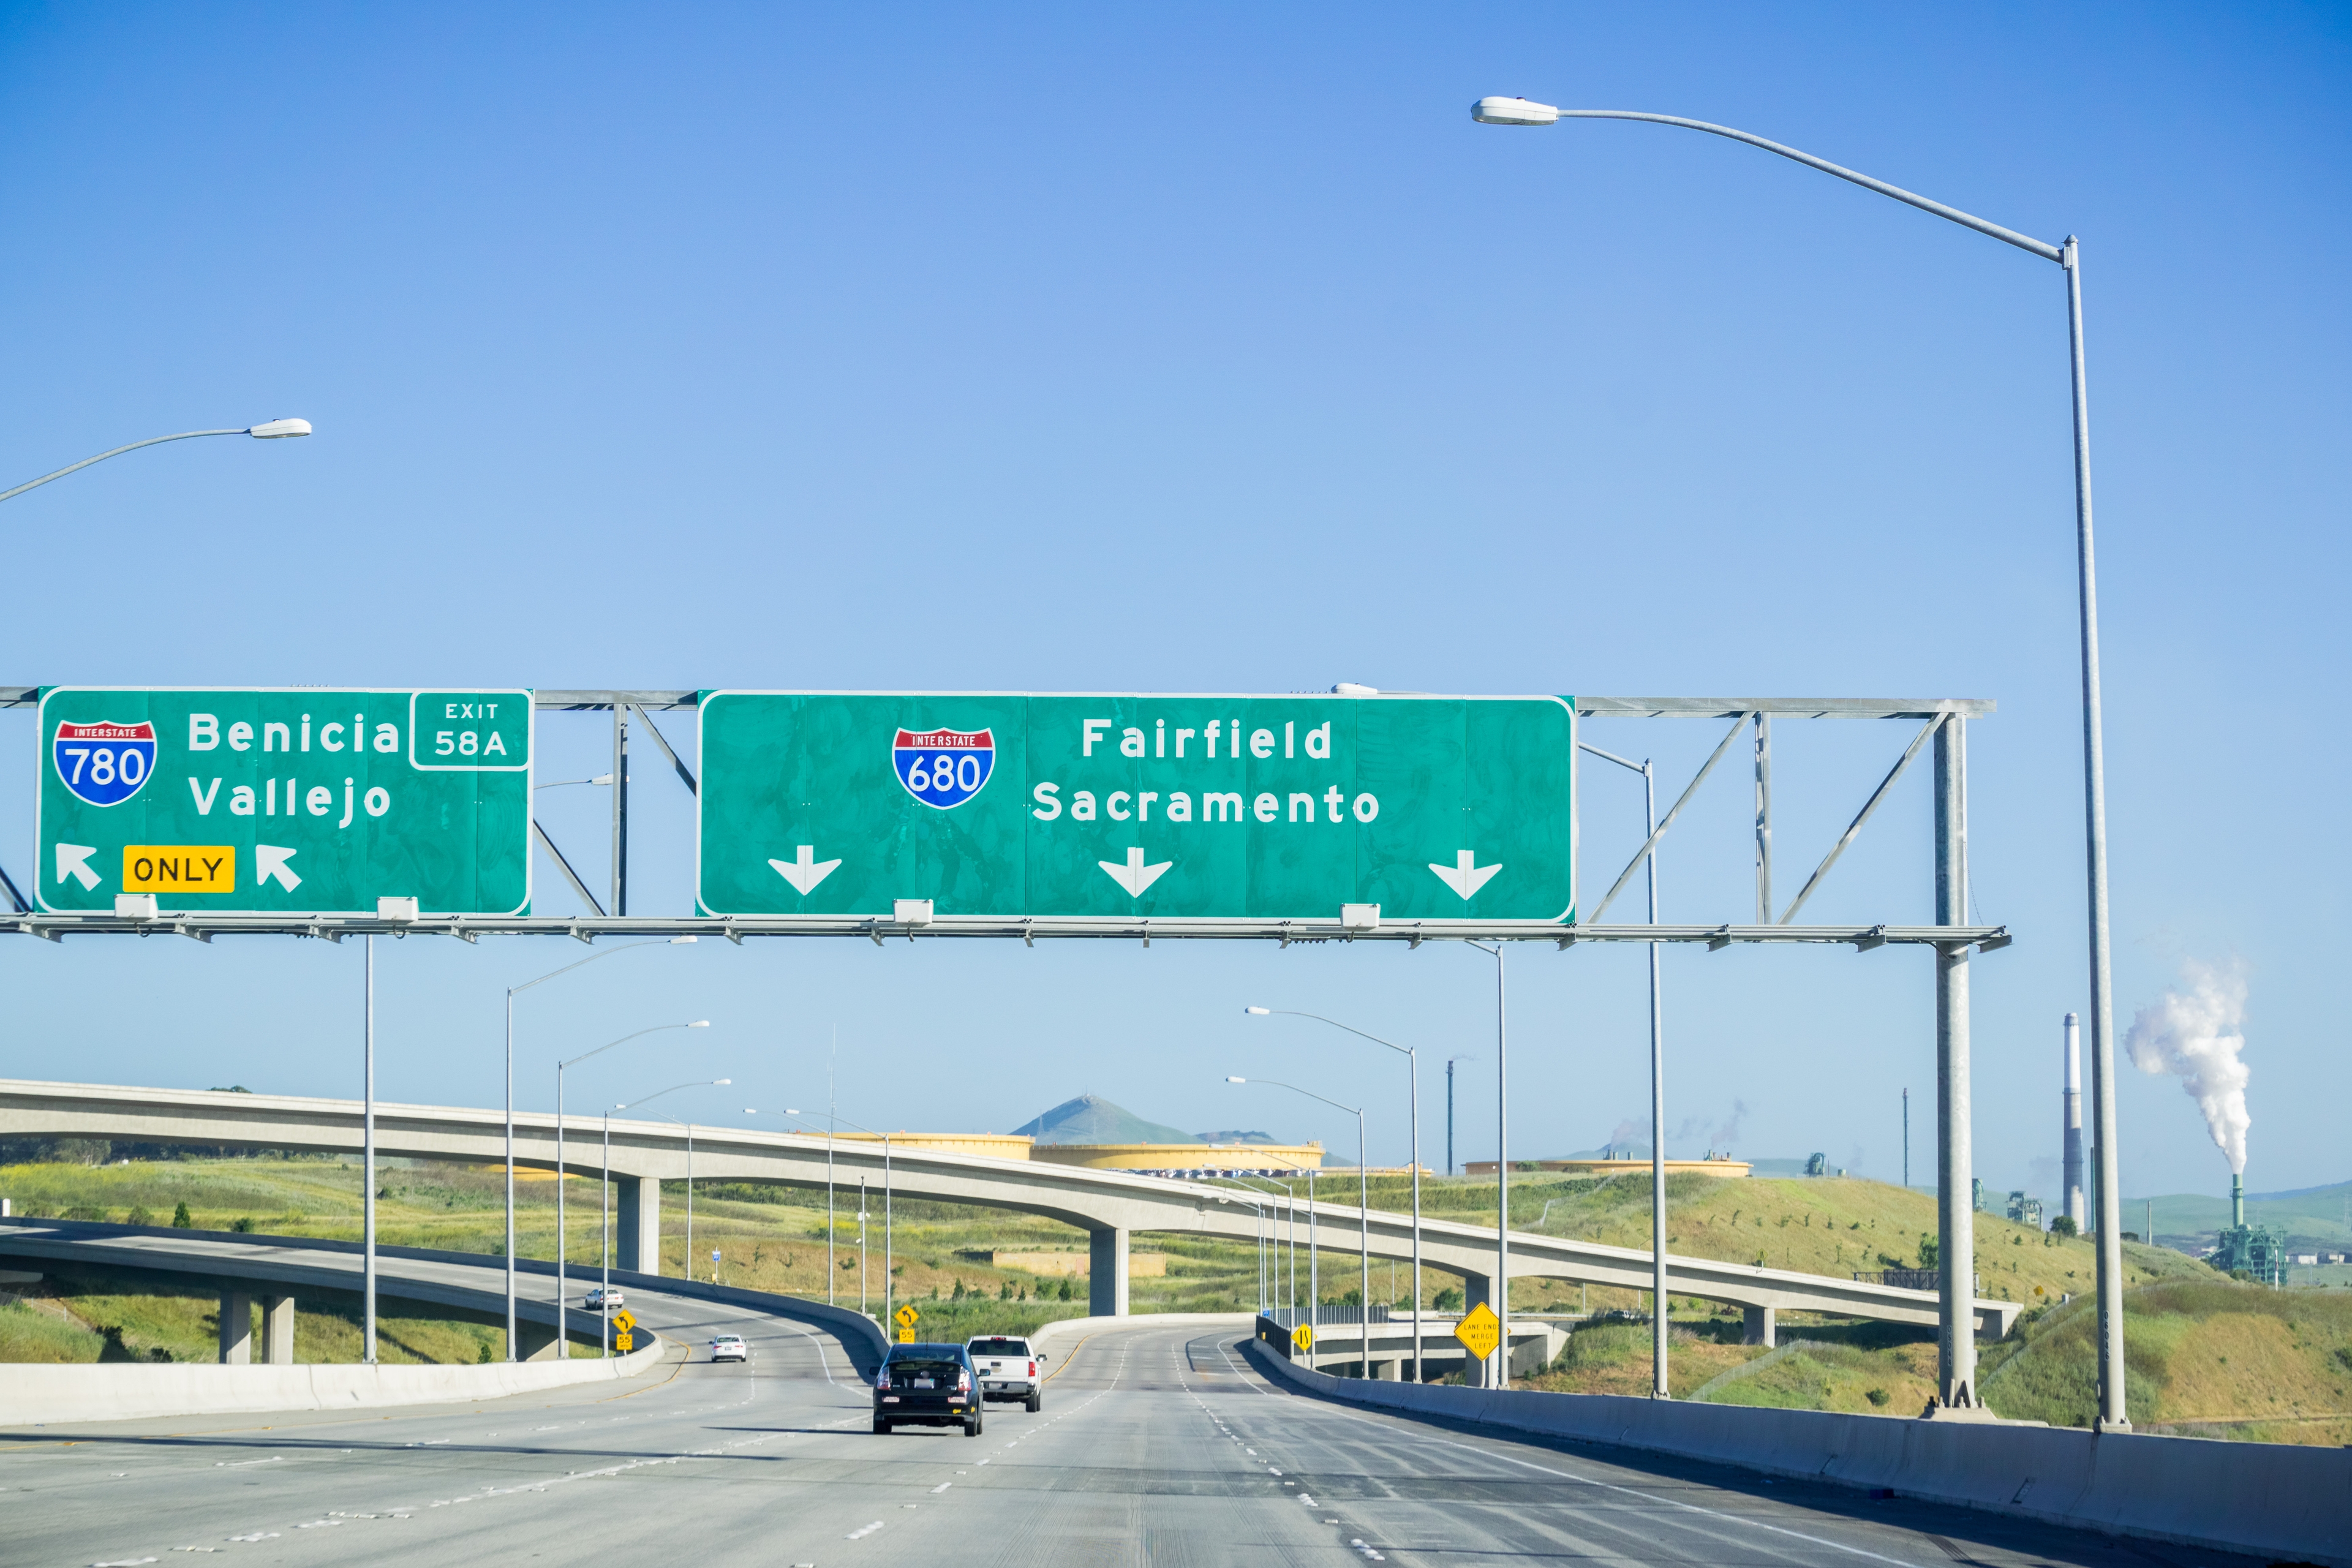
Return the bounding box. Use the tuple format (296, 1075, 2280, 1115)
(91, 1558, 157, 1566)
(929, 1482, 952, 1493)
(845, 1520, 884, 1539)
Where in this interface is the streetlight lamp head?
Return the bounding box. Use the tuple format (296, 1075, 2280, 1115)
(713, 1078, 731, 1086)
(1226, 1076, 1248, 1084)
(688, 1020, 710, 1028)
(1245, 1006, 1270, 1016)
(246, 418, 312, 439)
(785, 1108, 801, 1117)
(1472, 96, 1559, 126)
(669, 936, 698, 944)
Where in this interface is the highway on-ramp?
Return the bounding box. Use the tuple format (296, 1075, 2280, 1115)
(1, 1314, 2252, 1568)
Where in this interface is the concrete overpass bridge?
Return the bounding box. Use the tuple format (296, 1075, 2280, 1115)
(0, 1079, 2019, 1343)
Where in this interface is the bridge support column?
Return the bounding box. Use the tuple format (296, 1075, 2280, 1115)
(1088, 1227, 1129, 1317)
(262, 1295, 296, 1364)
(516, 1319, 564, 1362)
(615, 1175, 661, 1275)
(1742, 1305, 1776, 1348)
(217, 1293, 253, 1365)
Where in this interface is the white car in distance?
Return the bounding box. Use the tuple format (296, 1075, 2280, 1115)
(966, 1335, 1045, 1411)
(710, 1335, 749, 1363)
(584, 1287, 625, 1312)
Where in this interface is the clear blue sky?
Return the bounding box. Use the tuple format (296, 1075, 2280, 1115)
(4, 4, 2345, 1203)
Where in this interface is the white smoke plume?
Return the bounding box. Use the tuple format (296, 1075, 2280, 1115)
(2124, 959, 2251, 1174)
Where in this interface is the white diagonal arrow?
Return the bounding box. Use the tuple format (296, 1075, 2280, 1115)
(768, 845, 842, 896)
(255, 844, 302, 893)
(1098, 846, 1172, 898)
(55, 843, 100, 891)
(1427, 850, 1501, 900)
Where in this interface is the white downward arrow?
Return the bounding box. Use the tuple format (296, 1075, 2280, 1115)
(255, 844, 302, 893)
(55, 843, 99, 891)
(1428, 850, 1502, 900)
(768, 845, 842, 896)
(1098, 846, 1172, 898)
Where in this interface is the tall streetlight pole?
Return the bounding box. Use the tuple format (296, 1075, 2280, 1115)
(1229, 1077, 1366, 1375)
(788, 1109, 895, 1329)
(1234, 1174, 1299, 1318)
(1246, 1007, 1425, 1381)
(1464, 941, 1510, 1387)
(2, 418, 311, 503)
(1471, 94, 2122, 1426)
(604, 1079, 729, 1354)
(745, 1106, 844, 1305)
(1582, 739, 1672, 1397)
(506, 937, 696, 1359)
(558, 1023, 709, 1356)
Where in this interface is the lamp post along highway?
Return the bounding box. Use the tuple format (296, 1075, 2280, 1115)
(605, 1079, 729, 1352)
(362, 935, 376, 1362)
(1464, 941, 1509, 1387)
(508, 937, 695, 1360)
(1472, 93, 2120, 1424)
(1229, 1076, 1367, 1373)
(1, 418, 310, 504)
(1581, 740, 1671, 1396)
(1248, 1006, 1425, 1379)
(559, 1023, 709, 1356)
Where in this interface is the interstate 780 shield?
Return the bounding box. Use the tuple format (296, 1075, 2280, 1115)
(35, 685, 535, 916)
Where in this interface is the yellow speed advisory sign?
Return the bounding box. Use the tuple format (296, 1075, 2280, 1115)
(1453, 1301, 1501, 1360)
(121, 845, 234, 893)
(612, 1309, 640, 1352)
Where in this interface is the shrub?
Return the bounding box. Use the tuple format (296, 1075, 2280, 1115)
(2049, 1215, 2079, 1238)
(127, 1206, 153, 1227)
(1865, 1387, 1890, 1407)
(228, 1217, 255, 1234)
(171, 1201, 192, 1228)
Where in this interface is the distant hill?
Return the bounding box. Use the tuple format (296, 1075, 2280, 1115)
(2128, 1178, 2352, 1245)
(1013, 1094, 1278, 1147)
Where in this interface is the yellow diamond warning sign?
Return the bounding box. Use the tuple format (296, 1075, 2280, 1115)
(894, 1304, 920, 1330)
(1453, 1301, 1500, 1360)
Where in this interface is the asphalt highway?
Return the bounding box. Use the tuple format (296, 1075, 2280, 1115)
(2, 1307, 2256, 1568)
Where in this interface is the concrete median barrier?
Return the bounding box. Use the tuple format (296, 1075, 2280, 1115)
(0, 1338, 670, 1428)
(1242, 1338, 2350, 1567)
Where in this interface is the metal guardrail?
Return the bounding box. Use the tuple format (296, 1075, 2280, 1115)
(1265, 1305, 1394, 1328)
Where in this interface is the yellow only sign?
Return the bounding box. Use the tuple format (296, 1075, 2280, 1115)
(1291, 1323, 1314, 1353)
(1453, 1301, 1501, 1360)
(894, 1304, 920, 1330)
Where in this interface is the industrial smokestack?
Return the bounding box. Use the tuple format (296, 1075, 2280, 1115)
(2062, 1013, 2085, 1227)
(2232, 1171, 2244, 1231)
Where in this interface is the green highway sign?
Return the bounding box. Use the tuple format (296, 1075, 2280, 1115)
(35, 687, 533, 915)
(695, 692, 1575, 924)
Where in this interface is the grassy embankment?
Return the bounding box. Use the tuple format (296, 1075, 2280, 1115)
(0, 1155, 1267, 1348)
(11, 1157, 2346, 1439)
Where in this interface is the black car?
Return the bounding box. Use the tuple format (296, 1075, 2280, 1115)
(873, 1342, 983, 1436)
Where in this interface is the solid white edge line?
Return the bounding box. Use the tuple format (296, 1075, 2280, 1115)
(1196, 1329, 1925, 1568)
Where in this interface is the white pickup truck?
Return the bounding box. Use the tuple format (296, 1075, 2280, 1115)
(965, 1335, 1045, 1411)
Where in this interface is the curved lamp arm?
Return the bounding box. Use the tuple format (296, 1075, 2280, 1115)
(1470, 99, 2064, 263)
(2, 419, 312, 504)
(1245, 1006, 1412, 1059)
